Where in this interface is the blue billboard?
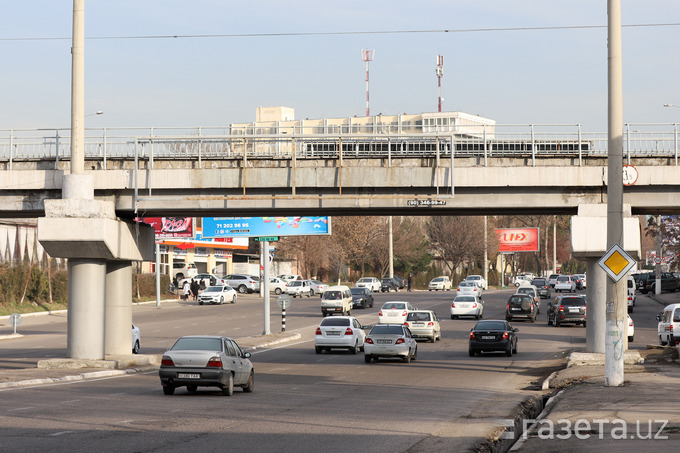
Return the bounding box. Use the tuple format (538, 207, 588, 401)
(202, 216, 331, 238)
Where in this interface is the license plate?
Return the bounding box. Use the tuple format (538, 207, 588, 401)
(377, 339, 392, 344)
(326, 331, 341, 336)
(412, 323, 424, 327)
(387, 312, 398, 316)
(459, 303, 469, 308)
(569, 308, 580, 313)
(511, 308, 521, 311)
(482, 336, 495, 340)
(178, 373, 200, 379)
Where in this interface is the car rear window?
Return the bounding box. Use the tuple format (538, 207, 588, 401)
(455, 296, 475, 302)
(459, 281, 475, 287)
(517, 287, 534, 295)
(475, 321, 506, 330)
(407, 312, 432, 322)
(351, 288, 364, 295)
(509, 295, 531, 306)
(370, 325, 404, 335)
(320, 318, 350, 327)
(382, 302, 406, 310)
(559, 298, 586, 306)
(172, 337, 223, 351)
(533, 279, 547, 286)
(557, 277, 570, 282)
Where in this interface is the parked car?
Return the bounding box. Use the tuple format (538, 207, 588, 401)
(657, 303, 680, 346)
(554, 275, 576, 293)
(378, 301, 416, 324)
(309, 280, 330, 296)
(547, 295, 587, 327)
(513, 275, 531, 287)
(355, 277, 381, 292)
(627, 315, 634, 342)
(315, 316, 367, 354)
(363, 324, 418, 363)
(268, 277, 288, 295)
(392, 275, 407, 289)
(571, 274, 584, 290)
(428, 276, 452, 291)
(468, 320, 518, 357)
(505, 293, 538, 323)
(320, 285, 353, 317)
(514, 285, 541, 314)
(450, 295, 484, 319)
(350, 287, 374, 309)
(639, 272, 680, 294)
(222, 274, 259, 294)
(456, 280, 483, 298)
(277, 274, 303, 283)
(286, 279, 313, 298)
(132, 323, 141, 354)
(198, 285, 237, 305)
(404, 310, 441, 342)
(159, 335, 254, 396)
(631, 272, 649, 291)
(380, 277, 400, 292)
(627, 275, 636, 313)
(531, 278, 552, 299)
(181, 273, 226, 289)
(465, 274, 488, 290)
(173, 261, 198, 282)
(548, 274, 560, 288)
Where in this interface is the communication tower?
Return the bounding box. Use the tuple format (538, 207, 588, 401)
(361, 49, 375, 116)
(436, 55, 444, 112)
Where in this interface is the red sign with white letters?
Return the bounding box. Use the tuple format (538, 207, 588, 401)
(496, 228, 540, 252)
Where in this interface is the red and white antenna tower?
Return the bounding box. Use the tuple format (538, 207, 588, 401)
(361, 49, 374, 116)
(436, 55, 444, 112)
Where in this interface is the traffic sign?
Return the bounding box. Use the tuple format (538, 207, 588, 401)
(255, 236, 279, 242)
(277, 295, 292, 310)
(597, 244, 636, 282)
(9, 313, 22, 334)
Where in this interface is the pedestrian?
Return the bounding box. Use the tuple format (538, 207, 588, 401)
(182, 281, 190, 301)
(190, 280, 200, 301)
(408, 273, 413, 292)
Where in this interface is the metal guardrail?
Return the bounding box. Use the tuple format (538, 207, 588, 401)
(1, 124, 679, 167)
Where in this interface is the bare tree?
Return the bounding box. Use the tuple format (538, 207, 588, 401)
(426, 216, 485, 276)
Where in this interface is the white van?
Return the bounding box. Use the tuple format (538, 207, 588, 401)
(627, 276, 636, 312)
(657, 303, 680, 346)
(321, 285, 353, 317)
(173, 262, 198, 281)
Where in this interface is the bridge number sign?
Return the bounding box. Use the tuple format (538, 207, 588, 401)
(622, 164, 638, 186)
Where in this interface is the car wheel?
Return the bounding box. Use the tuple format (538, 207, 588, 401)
(548, 315, 553, 326)
(219, 297, 224, 305)
(513, 341, 518, 354)
(555, 318, 560, 327)
(351, 341, 359, 354)
(506, 317, 512, 322)
(403, 351, 412, 363)
(132, 340, 140, 354)
(660, 335, 667, 346)
(315, 346, 322, 354)
(506, 344, 513, 357)
(476, 313, 481, 320)
(468, 348, 475, 357)
(628, 306, 633, 313)
(347, 309, 351, 316)
(430, 334, 436, 343)
(411, 346, 417, 361)
(275, 288, 282, 295)
(238, 285, 247, 294)
(364, 354, 372, 363)
(243, 371, 255, 393)
(582, 321, 586, 327)
(451, 315, 458, 320)
(530, 316, 536, 323)
(222, 373, 234, 396)
(187, 385, 198, 393)
(232, 295, 236, 304)
(162, 385, 175, 395)
(628, 335, 634, 342)
(198, 300, 203, 305)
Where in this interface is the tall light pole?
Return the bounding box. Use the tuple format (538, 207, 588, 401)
(361, 49, 374, 117)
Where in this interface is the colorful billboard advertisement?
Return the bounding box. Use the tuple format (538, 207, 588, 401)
(203, 216, 331, 238)
(496, 228, 540, 252)
(143, 217, 193, 238)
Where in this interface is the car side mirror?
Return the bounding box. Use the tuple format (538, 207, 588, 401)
(513, 328, 519, 332)
(361, 325, 368, 330)
(656, 313, 662, 321)
(243, 352, 251, 358)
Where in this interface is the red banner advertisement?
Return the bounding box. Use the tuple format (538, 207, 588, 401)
(143, 217, 193, 238)
(496, 228, 540, 252)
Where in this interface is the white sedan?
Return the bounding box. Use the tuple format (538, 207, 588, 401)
(356, 277, 381, 292)
(197, 285, 237, 305)
(450, 295, 484, 319)
(286, 280, 313, 298)
(268, 277, 288, 295)
(465, 275, 488, 290)
(364, 324, 418, 363)
(456, 280, 483, 298)
(132, 323, 141, 354)
(428, 276, 452, 291)
(315, 316, 367, 354)
(554, 275, 576, 292)
(378, 301, 416, 325)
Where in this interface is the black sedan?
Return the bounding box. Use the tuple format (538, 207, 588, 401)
(351, 287, 374, 309)
(469, 320, 518, 357)
(380, 278, 399, 292)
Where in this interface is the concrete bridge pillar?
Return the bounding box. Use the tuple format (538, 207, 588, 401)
(67, 259, 107, 359)
(106, 261, 133, 356)
(585, 259, 606, 353)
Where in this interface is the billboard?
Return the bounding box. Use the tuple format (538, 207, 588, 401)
(496, 228, 540, 252)
(203, 216, 331, 238)
(143, 217, 193, 238)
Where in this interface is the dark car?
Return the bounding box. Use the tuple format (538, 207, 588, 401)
(350, 287, 374, 309)
(468, 320, 518, 357)
(380, 278, 399, 292)
(638, 272, 679, 294)
(392, 275, 407, 289)
(571, 275, 584, 290)
(505, 294, 538, 323)
(547, 295, 587, 327)
(531, 278, 551, 299)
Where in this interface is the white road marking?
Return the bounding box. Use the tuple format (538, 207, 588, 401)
(50, 431, 75, 436)
(7, 407, 34, 412)
(60, 400, 80, 404)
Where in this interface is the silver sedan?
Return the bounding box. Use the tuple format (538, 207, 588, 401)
(363, 324, 418, 363)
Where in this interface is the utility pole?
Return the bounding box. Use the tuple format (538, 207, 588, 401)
(436, 55, 444, 112)
(361, 49, 374, 117)
(605, 0, 626, 387)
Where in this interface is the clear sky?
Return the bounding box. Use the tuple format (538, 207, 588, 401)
(1, 1, 679, 131)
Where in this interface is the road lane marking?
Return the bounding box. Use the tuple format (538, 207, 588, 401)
(50, 431, 75, 436)
(60, 400, 80, 404)
(8, 407, 34, 412)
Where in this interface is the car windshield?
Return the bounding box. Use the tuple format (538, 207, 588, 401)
(407, 312, 432, 322)
(323, 291, 342, 300)
(455, 296, 476, 302)
(459, 281, 475, 287)
(467, 276, 480, 281)
(475, 321, 506, 331)
(517, 287, 534, 294)
(204, 286, 223, 293)
(559, 298, 586, 306)
(358, 278, 372, 283)
(171, 337, 222, 351)
(432, 278, 444, 282)
(350, 288, 365, 295)
(382, 302, 406, 310)
(370, 325, 404, 335)
(320, 318, 350, 326)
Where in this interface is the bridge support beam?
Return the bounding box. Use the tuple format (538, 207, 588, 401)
(67, 259, 107, 359)
(106, 261, 133, 356)
(571, 203, 641, 353)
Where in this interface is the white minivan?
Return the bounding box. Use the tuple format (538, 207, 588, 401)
(320, 285, 353, 317)
(657, 303, 680, 346)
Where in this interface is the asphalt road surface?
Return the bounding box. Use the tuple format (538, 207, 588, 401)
(0, 287, 662, 452)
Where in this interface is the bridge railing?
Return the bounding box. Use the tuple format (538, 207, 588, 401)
(1, 123, 678, 167)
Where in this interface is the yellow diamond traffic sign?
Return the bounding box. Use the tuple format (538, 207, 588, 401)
(597, 244, 636, 282)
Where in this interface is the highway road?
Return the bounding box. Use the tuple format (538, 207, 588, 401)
(0, 287, 664, 452)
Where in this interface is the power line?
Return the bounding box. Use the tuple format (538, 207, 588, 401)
(1, 22, 679, 42)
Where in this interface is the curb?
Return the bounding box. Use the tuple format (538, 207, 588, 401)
(0, 366, 158, 390)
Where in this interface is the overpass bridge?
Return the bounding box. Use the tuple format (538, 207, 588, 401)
(1, 123, 679, 219)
